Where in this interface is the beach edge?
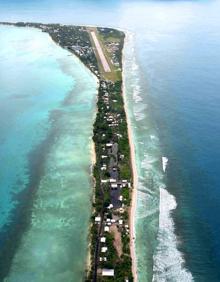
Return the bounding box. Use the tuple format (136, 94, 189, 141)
(122, 32, 138, 282)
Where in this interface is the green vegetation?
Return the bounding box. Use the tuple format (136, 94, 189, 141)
(89, 28, 133, 281)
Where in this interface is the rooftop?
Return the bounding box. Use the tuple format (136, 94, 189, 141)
(102, 269, 115, 277)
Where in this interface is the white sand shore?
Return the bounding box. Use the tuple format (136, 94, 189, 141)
(122, 33, 138, 282)
(87, 79, 99, 276)
(86, 142, 97, 275)
(91, 140, 96, 165)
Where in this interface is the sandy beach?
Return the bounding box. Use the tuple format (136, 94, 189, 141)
(122, 33, 138, 282)
(91, 140, 97, 166)
(86, 140, 97, 276)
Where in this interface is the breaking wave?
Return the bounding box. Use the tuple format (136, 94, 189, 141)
(152, 187, 193, 282)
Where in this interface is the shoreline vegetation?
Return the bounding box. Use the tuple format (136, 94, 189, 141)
(0, 22, 137, 281)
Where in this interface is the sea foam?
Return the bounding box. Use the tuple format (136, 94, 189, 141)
(152, 187, 193, 282)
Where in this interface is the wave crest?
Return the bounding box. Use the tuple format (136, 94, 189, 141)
(153, 188, 193, 282)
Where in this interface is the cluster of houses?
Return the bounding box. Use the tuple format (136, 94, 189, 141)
(104, 112, 121, 128)
(105, 41, 121, 67)
(95, 212, 130, 279)
(97, 28, 121, 68)
(93, 80, 132, 279)
(70, 44, 100, 76)
(101, 81, 121, 116)
(70, 45, 93, 58)
(39, 25, 101, 77)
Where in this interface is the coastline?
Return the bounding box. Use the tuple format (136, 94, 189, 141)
(86, 141, 97, 275)
(122, 33, 138, 282)
(87, 104, 99, 276)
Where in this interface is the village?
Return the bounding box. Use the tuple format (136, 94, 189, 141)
(91, 78, 133, 281)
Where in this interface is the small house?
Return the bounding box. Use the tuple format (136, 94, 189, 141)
(110, 179, 117, 183)
(111, 183, 118, 189)
(102, 269, 114, 277)
(95, 217, 101, 223)
(119, 219, 123, 225)
(101, 247, 108, 253)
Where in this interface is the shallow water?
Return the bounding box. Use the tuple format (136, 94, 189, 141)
(0, 25, 97, 281)
(1, 1, 220, 281)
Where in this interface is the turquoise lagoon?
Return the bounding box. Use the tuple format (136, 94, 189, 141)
(0, 25, 97, 281)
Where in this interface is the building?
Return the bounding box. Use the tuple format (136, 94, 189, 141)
(119, 219, 123, 225)
(111, 183, 118, 189)
(102, 269, 115, 277)
(101, 247, 108, 253)
(95, 216, 101, 223)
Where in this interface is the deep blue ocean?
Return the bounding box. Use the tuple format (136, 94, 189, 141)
(1, 0, 220, 281)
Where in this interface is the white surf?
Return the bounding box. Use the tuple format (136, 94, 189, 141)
(152, 187, 194, 282)
(162, 156, 168, 172)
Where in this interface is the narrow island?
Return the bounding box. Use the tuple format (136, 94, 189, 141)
(0, 22, 137, 282)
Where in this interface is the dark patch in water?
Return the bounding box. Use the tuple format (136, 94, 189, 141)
(10, 94, 31, 99)
(0, 109, 63, 280)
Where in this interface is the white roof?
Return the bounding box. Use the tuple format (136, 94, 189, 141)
(110, 179, 117, 183)
(101, 247, 108, 253)
(100, 237, 106, 243)
(95, 217, 101, 222)
(111, 184, 118, 188)
(102, 269, 114, 277)
(119, 219, 123, 225)
(104, 226, 110, 232)
(106, 143, 113, 147)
